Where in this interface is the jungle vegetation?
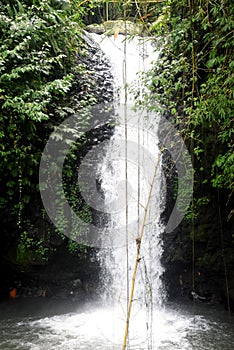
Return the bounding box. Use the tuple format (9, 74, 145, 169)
(0, 0, 233, 284)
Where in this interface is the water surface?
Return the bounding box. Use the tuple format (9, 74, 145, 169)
(0, 298, 233, 349)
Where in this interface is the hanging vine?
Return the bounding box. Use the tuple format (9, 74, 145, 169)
(132, 0, 233, 309)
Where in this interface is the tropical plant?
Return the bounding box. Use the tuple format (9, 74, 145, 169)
(132, 0, 234, 277)
(0, 0, 99, 261)
(136, 0, 233, 213)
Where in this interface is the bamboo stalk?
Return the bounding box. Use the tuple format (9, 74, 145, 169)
(123, 5, 130, 348)
(121, 152, 160, 350)
(106, 1, 109, 21)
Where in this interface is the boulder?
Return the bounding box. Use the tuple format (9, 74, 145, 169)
(86, 20, 145, 36)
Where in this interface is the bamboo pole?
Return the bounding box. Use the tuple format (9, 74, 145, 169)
(121, 152, 161, 350)
(106, 1, 109, 21)
(123, 4, 130, 348)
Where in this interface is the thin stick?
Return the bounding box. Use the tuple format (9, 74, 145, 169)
(121, 152, 160, 350)
(123, 4, 130, 348)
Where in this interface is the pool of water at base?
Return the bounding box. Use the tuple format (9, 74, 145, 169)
(0, 298, 233, 350)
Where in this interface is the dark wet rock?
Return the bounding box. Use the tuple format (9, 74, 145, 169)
(3, 243, 102, 301)
(0, 32, 116, 303)
(73, 31, 114, 106)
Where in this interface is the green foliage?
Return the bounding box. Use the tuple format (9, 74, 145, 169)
(133, 0, 234, 274)
(136, 0, 234, 207)
(0, 0, 101, 259)
(67, 240, 88, 255)
(0, 0, 82, 215)
(61, 143, 93, 249)
(185, 197, 210, 221)
(16, 230, 49, 266)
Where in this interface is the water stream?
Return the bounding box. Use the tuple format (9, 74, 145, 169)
(0, 298, 233, 349)
(0, 33, 233, 350)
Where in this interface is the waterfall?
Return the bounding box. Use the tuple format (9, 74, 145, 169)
(13, 31, 230, 350)
(90, 33, 160, 104)
(87, 32, 166, 345)
(98, 112, 166, 302)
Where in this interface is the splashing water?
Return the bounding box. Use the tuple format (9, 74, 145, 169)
(1, 299, 233, 350)
(91, 32, 166, 347)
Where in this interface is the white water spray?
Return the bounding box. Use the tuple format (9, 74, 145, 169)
(89, 32, 166, 346)
(90, 33, 160, 104)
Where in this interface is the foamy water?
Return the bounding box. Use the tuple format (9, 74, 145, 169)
(1, 300, 233, 350)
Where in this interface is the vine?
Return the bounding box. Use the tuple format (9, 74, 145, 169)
(131, 0, 234, 296)
(0, 0, 100, 264)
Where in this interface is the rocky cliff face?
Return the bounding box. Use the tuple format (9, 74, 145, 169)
(76, 31, 114, 105)
(0, 32, 115, 301)
(160, 147, 234, 311)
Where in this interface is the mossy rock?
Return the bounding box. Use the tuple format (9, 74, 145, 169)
(85, 23, 106, 34)
(86, 20, 145, 36)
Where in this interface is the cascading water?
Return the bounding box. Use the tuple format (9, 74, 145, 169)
(88, 31, 166, 348)
(89, 33, 159, 104)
